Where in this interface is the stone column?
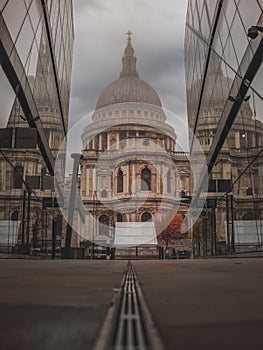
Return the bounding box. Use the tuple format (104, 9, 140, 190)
(80, 165, 85, 196)
(92, 167, 97, 192)
(116, 132, 120, 150)
(160, 163, 164, 194)
(124, 171, 128, 194)
(127, 162, 131, 194)
(86, 166, 89, 195)
(235, 131, 240, 148)
(89, 166, 93, 196)
(99, 134, 102, 150)
(107, 133, 110, 150)
(2, 162, 6, 191)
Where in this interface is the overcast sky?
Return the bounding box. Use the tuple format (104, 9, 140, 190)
(69, 0, 188, 125)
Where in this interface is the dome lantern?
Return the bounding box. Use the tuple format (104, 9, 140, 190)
(119, 30, 139, 78)
(95, 32, 162, 110)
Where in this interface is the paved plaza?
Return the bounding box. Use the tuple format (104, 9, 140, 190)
(133, 259, 263, 350)
(0, 258, 262, 349)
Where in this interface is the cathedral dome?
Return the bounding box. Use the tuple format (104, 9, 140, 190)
(96, 76, 162, 109)
(95, 31, 162, 110)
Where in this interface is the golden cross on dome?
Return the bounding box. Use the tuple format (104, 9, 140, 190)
(126, 30, 133, 41)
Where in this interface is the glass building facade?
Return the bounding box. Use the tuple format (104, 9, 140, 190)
(0, 1, 74, 255)
(185, 0, 263, 255)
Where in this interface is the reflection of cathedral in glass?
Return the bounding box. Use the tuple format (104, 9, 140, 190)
(8, 30, 66, 156)
(185, 0, 263, 254)
(193, 54, 263, 239)
(80, 34, 190, 246)
(0, 1, 74, 254)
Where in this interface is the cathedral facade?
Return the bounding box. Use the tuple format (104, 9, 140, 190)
(80, 33, 190, 247)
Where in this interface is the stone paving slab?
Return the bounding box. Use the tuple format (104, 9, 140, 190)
(132, 258, 263, 350)
(0, 259, 127, 350)
(1, 258, 263, 350)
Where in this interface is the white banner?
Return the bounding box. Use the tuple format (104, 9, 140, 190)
(114, 222, 157, 247)
(0, 220, 20, 246)
(225, 220, 263, 244)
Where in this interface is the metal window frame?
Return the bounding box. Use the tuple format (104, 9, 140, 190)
(0, 12, 55, 175)
(192, 37, 263, 206)
(40, 0, 70, 136)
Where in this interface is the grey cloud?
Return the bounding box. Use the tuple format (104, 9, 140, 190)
(69, 0, 188, 129)
(74, 0, 108, 12)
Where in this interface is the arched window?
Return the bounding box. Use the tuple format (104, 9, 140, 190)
(101, 189, 107, 198)
(11, 211, 19, 220)
(99, 215, 109, 236)
(242, 212, 255, 220)
(117, 169, 123, 193)
(141, 167, 151, 191)
(14, 165, 23, 189)
(117, 213, 123, 222)
(180, 190, 186, 198)
(167, 170, 171, 193)
(141, 212, 152, 222)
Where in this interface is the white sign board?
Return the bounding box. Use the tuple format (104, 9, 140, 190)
(0, 220, 20, 246)
(114, 222, 157, 247)
(225, 220, 263, 244)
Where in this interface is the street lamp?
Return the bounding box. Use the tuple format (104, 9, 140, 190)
(247, 26, 263, 39)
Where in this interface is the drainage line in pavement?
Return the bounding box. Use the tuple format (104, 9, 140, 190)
(93, 261, 164, 350)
